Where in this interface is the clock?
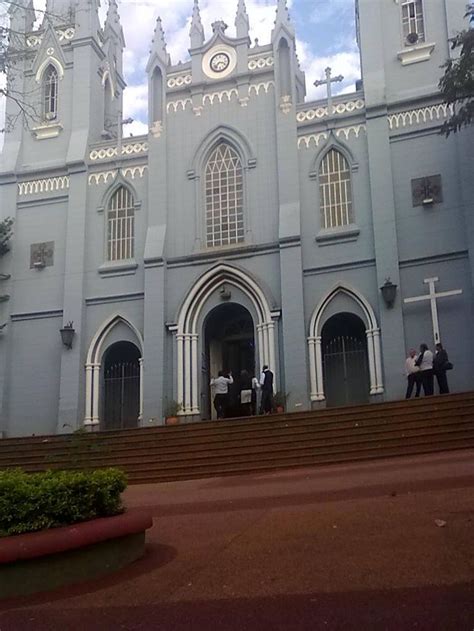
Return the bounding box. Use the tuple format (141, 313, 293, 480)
(202, 46, 236, 79)
(210, 52, 230, 73)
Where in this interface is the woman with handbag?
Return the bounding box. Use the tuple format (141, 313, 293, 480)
(433, 343, 451, 395)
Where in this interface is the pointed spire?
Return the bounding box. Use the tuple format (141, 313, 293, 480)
(190, 0, 204, 48)
(148, 16, 170, 66)
(104, 0, 124, 47)
(272, 0, 295, 40)
(235, 0, 249, 39)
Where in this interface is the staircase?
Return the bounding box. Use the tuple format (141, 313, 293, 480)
(1, 392, 474, 485)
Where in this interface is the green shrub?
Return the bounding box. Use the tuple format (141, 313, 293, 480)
(0, 468, 127, 537)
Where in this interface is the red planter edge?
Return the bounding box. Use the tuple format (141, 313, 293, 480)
(0, 509, 153, 564)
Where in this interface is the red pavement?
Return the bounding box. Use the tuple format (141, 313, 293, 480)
(1, 449, 474, 630)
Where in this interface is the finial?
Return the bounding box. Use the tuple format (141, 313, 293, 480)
(235, 0, 249, 39)
(190, 0, 205, 47)
(150, 15, 168, 57)
(211, 20, 228, 35)
(272, 0, 294, 40)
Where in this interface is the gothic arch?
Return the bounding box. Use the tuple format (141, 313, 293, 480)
(98, 173, 141, 213)
(188, 124, 257, 177)
(35, 56, 65, 83)
(309, 131, 358, 179)
(84, 314, 144, 427)
(307, 283, 384, 401)
(175, 263, 278, 415)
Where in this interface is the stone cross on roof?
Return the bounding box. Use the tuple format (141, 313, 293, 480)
(314, 67, 344, 116)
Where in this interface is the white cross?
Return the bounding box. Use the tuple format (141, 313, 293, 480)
(313, 67, 343, 116)
(403, 277, 462, 345)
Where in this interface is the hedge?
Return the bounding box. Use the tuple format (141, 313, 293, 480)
(0, 468, 127, 537)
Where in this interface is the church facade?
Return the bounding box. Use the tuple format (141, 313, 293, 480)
(0, 0, 472, 437)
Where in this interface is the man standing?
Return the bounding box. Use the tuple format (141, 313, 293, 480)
(433, 342, 450, 395)
(259, 365, 274, 414)
(415, 343, 434, 396)
(405, 349, 421, 399)
(210, 370, 233, 419)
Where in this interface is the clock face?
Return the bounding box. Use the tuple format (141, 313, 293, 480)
(210, 52, 230, 73)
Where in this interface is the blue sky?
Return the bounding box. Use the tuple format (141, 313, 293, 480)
(119, 0, 360, 135)
(0, 0, 360, 142)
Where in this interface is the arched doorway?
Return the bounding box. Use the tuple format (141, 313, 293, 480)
(102, 341, 141, 430)
(322, 313, 370, 407)
(203, 303, 255, 419)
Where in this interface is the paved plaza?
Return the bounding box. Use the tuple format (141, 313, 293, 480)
(1, 450, 474, 630)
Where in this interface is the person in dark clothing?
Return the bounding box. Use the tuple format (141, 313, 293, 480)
(259, 365, 274, 414)
(433, 342, 450, 395)
(415, 343, 434, 396)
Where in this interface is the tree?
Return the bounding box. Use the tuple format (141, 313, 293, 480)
(439, 4, 474, 136)
(1, 0, 68, 134)
(0, 216, 13, 256)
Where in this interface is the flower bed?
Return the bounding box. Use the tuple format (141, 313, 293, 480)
(0, 469, 153, 599)
(0, 468, 127, 537)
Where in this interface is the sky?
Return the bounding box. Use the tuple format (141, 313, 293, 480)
(0, 0, 360, 143)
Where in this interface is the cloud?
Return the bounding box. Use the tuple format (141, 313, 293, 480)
(0, 1, 360, 147)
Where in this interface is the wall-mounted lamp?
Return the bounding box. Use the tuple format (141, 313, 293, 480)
(60, 321, 75, 349)
(380, 279, 397, 309)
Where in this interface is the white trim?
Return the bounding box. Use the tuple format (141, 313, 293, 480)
(176, 264, 276, 416)
(308, 283, 384, 401)
(35, 56, 65, 83)
(84, 314, 144, 427)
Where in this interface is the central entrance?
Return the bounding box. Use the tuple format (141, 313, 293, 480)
(203, 303, 255, 419)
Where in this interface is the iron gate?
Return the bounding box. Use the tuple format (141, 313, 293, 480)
(323, 334, 370, 407)
(104, 360, 140, 429)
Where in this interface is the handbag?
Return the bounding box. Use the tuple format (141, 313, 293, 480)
(240, 389, 252, 404)
(444, 361, 453, 371)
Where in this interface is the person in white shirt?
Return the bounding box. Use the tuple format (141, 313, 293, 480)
(210, 370, 233, 419)
(405, 348, 421, 399)
(415, 343, 434, 396)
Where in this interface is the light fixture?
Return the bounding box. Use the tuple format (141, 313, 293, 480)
(380, 279, 397, 309)
(60, 321, 75, 349)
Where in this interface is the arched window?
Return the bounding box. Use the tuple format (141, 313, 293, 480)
(107, 186, 135, 261)
(319, 149, 353, 229)
(401, 0, 425, 45)
(43, 64, 58, 121)
(205, 143, 244, 248)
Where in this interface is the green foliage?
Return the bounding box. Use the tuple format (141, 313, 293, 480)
(0, 217, 13, 257)
(163, 399, 182, 418)
(0, 468, 127, 537)
(439, 4, 474, 136)
(273, 391, 289, 407)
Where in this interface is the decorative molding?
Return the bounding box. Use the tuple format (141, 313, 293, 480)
(18, 176, 69, 196)
(203, 88, 239, 105)
(167, 98, 193, 113)
(31, 121, 63, 140)
(397, 42, 435, 66)
(88, 165, 148, 186)
(280, 95, 292, 115)
(248, 55, 274, 71)
(89, 141, 148, 161)
(298, 124, 366, 149)
(297, 98, 364, 122)
(26, 27, 75, 48)
(167, 82, 275, 116)
(150, 120, 163, 138)
(10, 309, 63, 322)
(387, 103, 453, 130)
(30, 241, 54, 269)
(167, 74, 192, 88)
(248, 81, 274, 96)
